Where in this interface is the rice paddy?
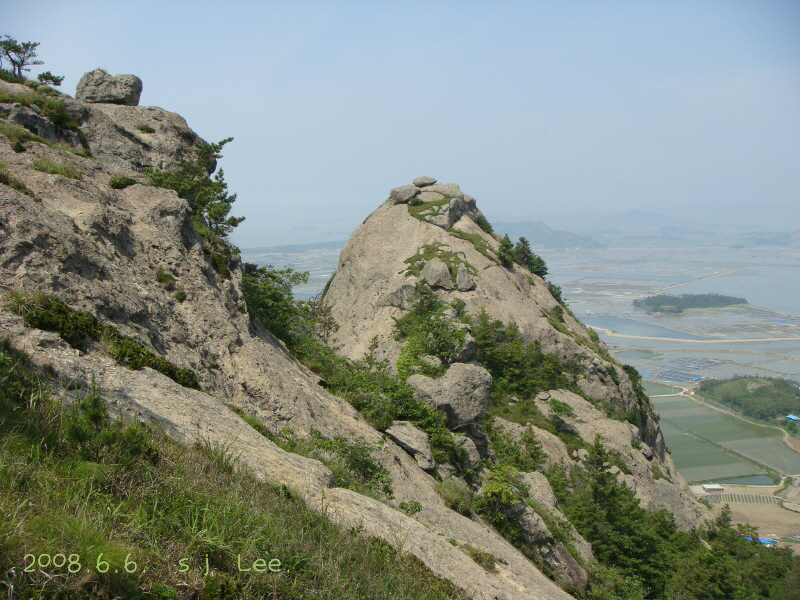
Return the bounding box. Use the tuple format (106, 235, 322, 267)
(651, 393, 800, 482)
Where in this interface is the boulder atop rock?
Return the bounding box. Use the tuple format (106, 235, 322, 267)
(420, 258, 453, 289)
(389, 184, 419, 204)
(408, 363, 492, 429)
(413, 175, 436, 187)
(76, 69, 143, 106)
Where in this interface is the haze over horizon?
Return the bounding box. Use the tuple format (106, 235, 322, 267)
(6, 1, 800, 246)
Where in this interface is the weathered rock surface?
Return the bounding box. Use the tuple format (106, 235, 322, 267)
(503, 502, 588, 589)
(0, 89, 579, 600)
(3, 79, 203, 175)
(9, 104, 68, 146)
(377, 277, 417, 310)
(389, 184, 419, 204)
(76, 69, 143, 105)
(519, 471, 593, 564)
(322, 177, 710, 564)
(529, 390, 710, 531)
(456, 263, 475, 291)
(420, 257, 454, 289)
(385, 420, 435, 470)
(413, 175, 436, 187)
(448, 330, 477, 363)
(324, 179, 677, 460)
(521, 471, 558, 507)
(408, 363, 492, 429)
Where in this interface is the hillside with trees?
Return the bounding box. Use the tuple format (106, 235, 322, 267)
(634, 293, 747, 313)
(1, 40, 798, 600)
(697, 376, 800, 430)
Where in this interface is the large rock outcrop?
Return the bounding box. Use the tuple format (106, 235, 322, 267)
(408, 363, 492, 429)
(76, 69, 143, 106)
(323, 177, 709, 532)
(0, 85, 581, 600)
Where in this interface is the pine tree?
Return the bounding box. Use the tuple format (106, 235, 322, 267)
(0, 36, 43, 78)
(498, 234, 515, 267)
(513, 236, 548, 277)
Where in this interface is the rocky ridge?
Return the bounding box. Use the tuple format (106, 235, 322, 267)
(0, 73, 607, 600)
(324, 176, 710, 535)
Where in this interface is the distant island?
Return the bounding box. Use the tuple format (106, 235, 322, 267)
(633, 293, 746, 313)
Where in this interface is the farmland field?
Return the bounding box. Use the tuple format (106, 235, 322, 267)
(652, 394, 800, 480)
(643, 382, 679, 396)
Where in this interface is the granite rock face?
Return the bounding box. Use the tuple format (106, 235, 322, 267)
(0, 86, 580, 599)
(76, 69, 143, 106)
(413, 175, 436, 187)
(385, 421, 435, 470)
(420, 257, 454, 289)
(325, 179, 675, 460)
(323, 177, 711, 537)
(407, 363, 492, 429)
(389, 184, 419, 204)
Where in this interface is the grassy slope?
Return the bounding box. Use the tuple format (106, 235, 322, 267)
(0, 339, 470, 600)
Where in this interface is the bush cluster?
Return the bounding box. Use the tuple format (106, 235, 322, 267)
(108, 174, 138, 189)
(9, 291, 200, 390)
(394, 282, 466, 379)
(546, 436, 799, 598)
(471, 309, 571, 397)
(146, 138, 243, 278)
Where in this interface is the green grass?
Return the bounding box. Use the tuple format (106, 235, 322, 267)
(8, 290, 201, 390)
(0, 340, 471, 600)
(435, 478, 475, 517)
(156, 268, 176, 291)
(407, 193, 452, 220)
(403, 243, 477, 280)
(108, 174, 138, 189)
(461, 545, 497, 572)
(446, 227, 497, 263)
(0, 90, 81, 133)
(0, 69, 27, 84)
(0, 161, 36, 199)
(32, 157, 82, 179)
(137, 124, 156, 133)
(227, 406, 395, 501)
(0, 120, 91, 157)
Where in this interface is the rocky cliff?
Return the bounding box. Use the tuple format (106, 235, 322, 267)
(324, 177, 709, 532)
(0, 74, 709, 599)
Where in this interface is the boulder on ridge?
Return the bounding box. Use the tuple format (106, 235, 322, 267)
(76, 69, 143, 106)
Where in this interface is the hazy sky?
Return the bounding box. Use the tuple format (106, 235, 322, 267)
(5, 1, 800, 246)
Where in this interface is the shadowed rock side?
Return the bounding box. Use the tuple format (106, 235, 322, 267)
(324, 177, 710, 533)
(0, 79, 580, 600)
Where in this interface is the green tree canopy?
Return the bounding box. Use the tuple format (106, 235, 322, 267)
(0, 36, 43, 78)
(513, 236, 548, 277)
(498, 234, 515, 267)
(146, 138, 243, 277)
(241, 263, 309, 347)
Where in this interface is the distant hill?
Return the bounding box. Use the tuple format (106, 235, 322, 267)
(489, 220, 605, 248)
